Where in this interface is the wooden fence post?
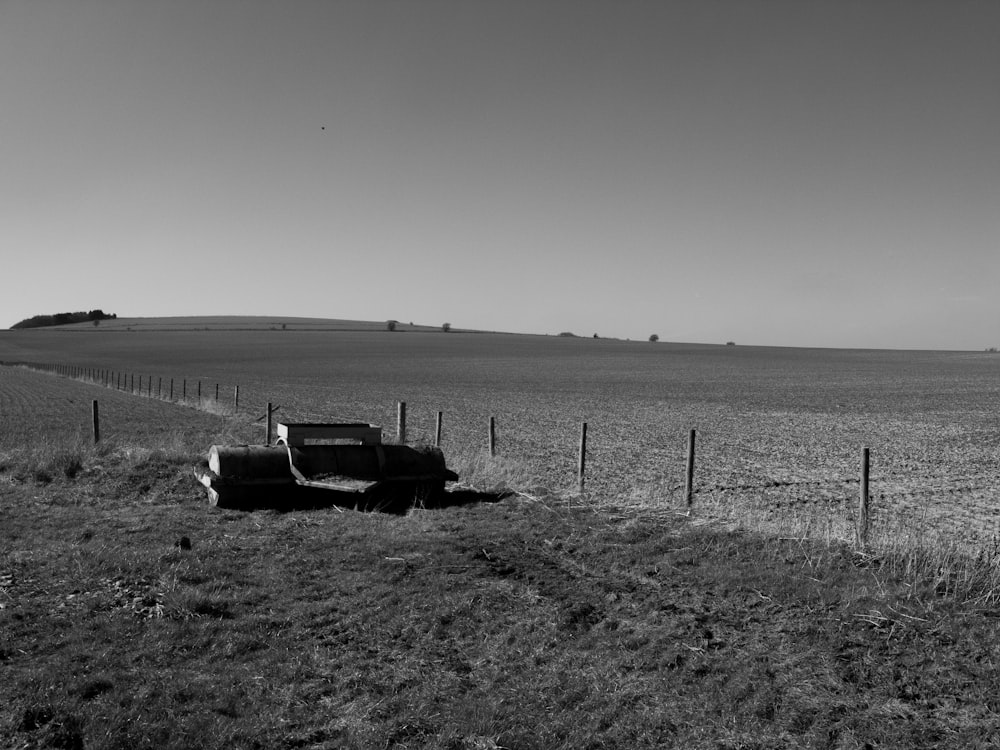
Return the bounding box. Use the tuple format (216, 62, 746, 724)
(435, 411, 443, 448)
(234, 385, 239, 412)
(684, 429, 696, 506)
(489, 416, 497, 457)
(215, 383, 219, 401)
(857, 447, 870, 547)
(92, 400, 100, 444)
(266, 402, 273, 445)
(197, 381, 201, 403)
(396, 401, 407, 444)
(578, 422, 588, 493)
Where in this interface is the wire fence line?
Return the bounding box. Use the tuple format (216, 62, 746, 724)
(6, 360, 1000, 549)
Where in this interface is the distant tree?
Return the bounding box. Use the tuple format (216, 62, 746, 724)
(726, 341, 736, 346)
(649, 334, 659, 342)
(558, 332, 576, 337)
(386, 320, 398, 332)
(593, 333, 599, 339)
(442, 322, 451, 332)
(11, 309, 116, 329)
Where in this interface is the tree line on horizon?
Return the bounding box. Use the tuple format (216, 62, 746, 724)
(10, 310, 117, 330)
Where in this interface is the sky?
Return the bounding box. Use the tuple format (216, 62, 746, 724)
(2, 0, 998, 349)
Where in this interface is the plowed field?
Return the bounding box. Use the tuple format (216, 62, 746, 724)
(3, 329, 1000, 546)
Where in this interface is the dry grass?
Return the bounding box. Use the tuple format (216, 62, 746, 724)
(7, 444, 1000, 748)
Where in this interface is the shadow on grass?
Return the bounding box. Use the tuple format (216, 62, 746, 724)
(212, 484, 512, 515)
(281, 486, 512, 514)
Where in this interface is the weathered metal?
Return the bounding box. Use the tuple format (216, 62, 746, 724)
(194, 422, 458, 511)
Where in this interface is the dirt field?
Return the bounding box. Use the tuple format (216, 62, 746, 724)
(3, 328, 999, 546)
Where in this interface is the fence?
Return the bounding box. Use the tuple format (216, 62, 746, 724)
(4, 360, 895, 546)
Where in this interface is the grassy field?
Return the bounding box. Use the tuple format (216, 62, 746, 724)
(3, 324, 1000, 747)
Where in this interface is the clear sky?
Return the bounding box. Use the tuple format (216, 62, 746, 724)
(2, 0, 998, 349)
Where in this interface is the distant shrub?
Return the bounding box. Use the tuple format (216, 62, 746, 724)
(558, 332, 576, 338)
(386, 320, 398, 332)
(726, 341, 736, 346)
(649, 334, 659, 342)
(442, 322, 451, 332)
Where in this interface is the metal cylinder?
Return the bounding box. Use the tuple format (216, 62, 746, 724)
(208, 445, 291, 479)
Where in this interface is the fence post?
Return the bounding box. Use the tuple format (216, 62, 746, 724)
(684, 429, 696, 506)
(234, 385, 239, 412)
(396, 401, 407, 444)
(183, 379, 187, 400)
(197, 381, 201, 403)
(158, 377, 162, 398)
(266, 402, 273, 445)
(92, 400, 100, 444)
(578, 422, 588, 493)
(489, 416, 497, 457)
(857, 447, 870, 547)
(215, 383, 219, 401)
(435, 411, 443, 448)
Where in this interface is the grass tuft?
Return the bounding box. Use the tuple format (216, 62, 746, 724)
(447, 446, 552, 498)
